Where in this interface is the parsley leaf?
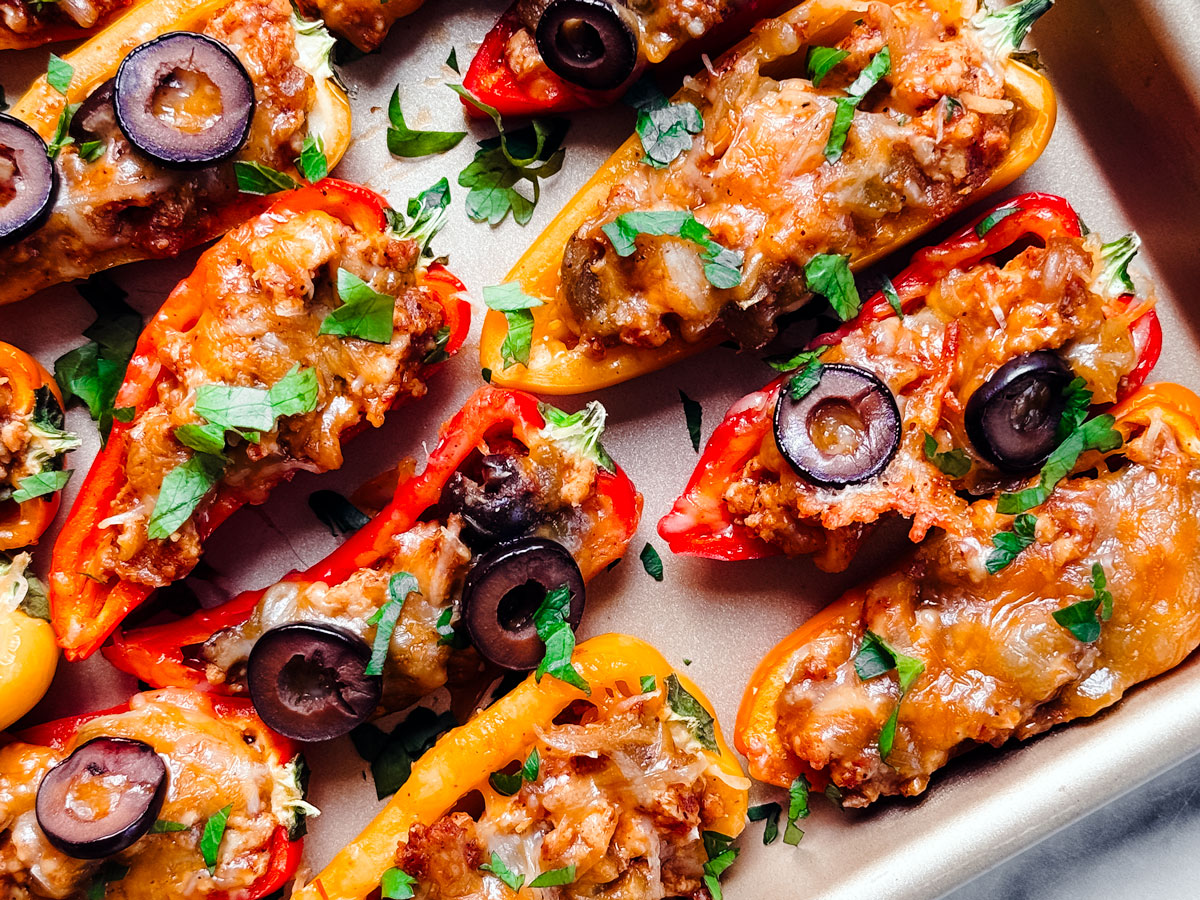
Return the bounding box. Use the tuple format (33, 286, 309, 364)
(446, 47, 459, 73)
(149, 820, 188, 833)
(986, 512, 1038, 573)
(521, 747, 540, 781)
(765, 346, 826, 373)
(435, 605, 468, 648)
(640, 542, 663, 581)
(922, 432, 971, 478)
(12, 469, 71, 503)
(85, 862, 128, 900)
(784, 774, 810, 845)
(480, 853, 525, 892)
(748, 801, 782, 844)
(380, 867, 417, 900)
(804, 253, 861, 320)
(679, 389, 702, 452)
(627, 77, 704, 168)
(47, 53, 73, 95)
(200, 804, 232, 874)
(701, 831, 738, 900)
(853, 630, 924, 759)
(79, 139, 105, 163)
(807, 46, 849, 86)
(882, 275, 903, 317)
(533, 584, 590, 693)
(1053, 598, 1102, 643)
(320, 269, 396, 343)
(640, 674, 657, 693)
(538, 401, 615, 471)
(971, 0, 1054, 57)
(46, 101, 79, 158)
(1092, 562, 1113, 621)
(601, 210, 743, 288)
(1095, 232, 1141, 300)
(488, 770, 523, 796)
(386, 88, 466, 158)
(824, 783, 845, 807)
(296, 133, 328, 182)
(943, 95, 963, 122)
(350, 706, 456, 799)
(975, 205, 1021, 237)
(451, 84, 568, 226)
(146, 452, 225, 540)
(308, 490, 370, 536)
(787, 358, 824, 400)
(233, 161, 300, 195)
(529, 865, 576, 888)
(1056, 376, 1092, 442)
(997, 414, 1122, 514)
(664, 673, 717, 751)
(365, 572, 419, 676)
(824, 47, 891, 163)
(191, 365, 319, 434)
(389, 178, 452, 258)
(484, 282, 543, 370)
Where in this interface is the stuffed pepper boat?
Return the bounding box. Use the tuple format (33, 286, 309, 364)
(49, 178, 470, 662)
(294, 634, 749, 900)
(105, 387, 642, 742)
(0, 688, 311, 900)
(463, 0, 787, 117)
(0, 554, 59, 731)
(479, 0, 1058, 393)
(0, 341, 80, 551)
(0, 0, 351, 305)
(659, 194, 1159, 571)
(736, 383, 1200, 804)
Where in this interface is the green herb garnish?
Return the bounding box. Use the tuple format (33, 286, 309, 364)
(446, 48, 459, 72)
(640, 674, 657, 693)
(701, 831, 738, 900)
(640, 542, 663, 581)
(975, 205, 1021, 237)
(1053, 562, 1114, 642)
(296, 133, 328, 182)
(233, 161, 300, 195)
(971, 0, 1054, 57)
(922, 432, 971, 478)
(146, 453, 225, 540)
(1095, 232, 1140, 300)
(538, 401, 615, 471)
(533, 584, 590, 693)
(853, 630, 924, 759)
(748, 801, 782, 844)
(804, 253, 861, 320)
(882, 275, 903, 317)
(986, 512, 1038, 573)
(47, 53, 73, 94)
(784, 775, 810, 845)
(627, 77, 704, 168)
(665, 673, 717, 751)
(480, 852, 524, 892)
(200, 804, 232, 874)
(824, 47, 891, 163)
(807, 46, 850, 86)
(997, 415, 1122, 514)
(350, 706, 456, 799)
(529, 866, 576, 888)
(79, 140, 105, 163)
(320, 269, 396, 343)
(388, 178, 452, 259)
(601, 210, 743, 289)
(11, 469, 71, 503)
(308, 490, 370, 536)
(386, 88, 466, 158)
(380, 867, 417, 900)
(484, 282, 543, 370)
(365, 572, 419, 676)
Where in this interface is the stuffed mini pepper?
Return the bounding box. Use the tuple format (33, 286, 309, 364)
(480, 0, 1058, 393)
(0, 688, 310, 900)
(295, 634, 749, 900)
(49, 178, 470, 662)
(0, 0, 351, 305)
(736, 383, 1200, 804)
(659, 194, 1160, 571)
(106, 386, 642, 742)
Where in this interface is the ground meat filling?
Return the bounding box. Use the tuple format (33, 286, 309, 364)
(723, 235, 1143, 571)
(0, 0, 314, 291)
(397, 688, 729, 900)
(773, 417, 1200, 807)
(0, 690, 297, 900)
(197, 430, 609, 714)
(90, 209, 443, 589)
(560, 0, 1016, 354)
(0, 384, 33, 495)
(0, 0, 127, 40)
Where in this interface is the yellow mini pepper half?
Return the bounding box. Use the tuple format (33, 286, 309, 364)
(0, 555, 58, 731)
(297, 633, 748, 900)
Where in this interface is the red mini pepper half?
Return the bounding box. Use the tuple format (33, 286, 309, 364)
(104, 385, 642, 690)
(658, 193, 1162, 560)
(49, 179, 471, 662)
(10, 690, 303, 900)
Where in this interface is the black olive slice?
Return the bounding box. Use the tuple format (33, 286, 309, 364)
(965, 351, 1074, 471)
(535, 0, 638, 91)
(463, 537, 585, 671)
(773, 363, 902, 487)
(36, 737, 167, 859)
(247, 623, 382, 742)
(443, 454, 541, 547)
(113, 32, 255, 168)
(0, 115, 57, 246)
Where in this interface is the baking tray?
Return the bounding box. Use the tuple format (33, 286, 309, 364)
(5, 0, 1200, 896)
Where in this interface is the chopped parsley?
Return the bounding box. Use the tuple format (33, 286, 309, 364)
(853, 630, 924, 759)
(79, 139, 105, 163)
(350, 706, 456, 799)
(386, 88, 466, 158)
(679, 389, 702, 451)
(380, 867, 417, 900)
(922, 432, 971, 478)
(882, 275, 903, 317)
(233, 161, 300, 195)
(640, 674, 657, 693)
(320, 269, 396, 343)
(47, 53, 73, 95)
(971, 0, 1054, 57)
(748, 801, 782, 844)
(365, 572, 419, 676)
(480, 852, 524, 892)
(296, 133, 328, 182)
(640, 542, 664, 581)
(807, 46, 849, 86)
(1056, 376, 1092, 441)
(435, 605, 468, 648)
(445, 47, 459, 73)
(149, 819, 188, 833)
(388, 178, 452, 259)
(786, 358, 824, 401)
(943, 96, 963, 122)
(450, 85, 567, 226)
(784, 775, 810, 845)
(538, 401, 615, 471)
(803, 253, 861, 320)
(533, 584, 590, 693)
(488, 749, 539, 796)
(146, 452, 225, 540)
(765, 346, 826, 373)
(11, 469, 71, 503)
(45, 101, 79, 159)
(191, 365, 318, 435)
(701, 831, 738, 900)
(602, 209, 743, 288)
(483, 282, 543, 370)
(1053, 562, 1114, 642)
(1095, 232, 1140, 300)
(200, 804, 232, 874)
(665, 673, 717, 751)
(986, 512, 1038, 573)
(975, 204, 1021, 237)
(997, 414, 1122, 514)
(529, 866, 576, 888)
(824, 47, 891, 163)
(626, 76, 704, 168)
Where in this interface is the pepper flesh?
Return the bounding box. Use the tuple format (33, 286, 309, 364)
(48, 179, 471, 662)
(478, 0, 1058, 394)
(658, 194, 1162, 561)
(103, 385, 642, 690)
(734, 383, 1200, 794)
(1, 0, 353, 306)
(7, 689, 303, 900)
(0, 342, 69, 550)
(293, 633, 747, 900)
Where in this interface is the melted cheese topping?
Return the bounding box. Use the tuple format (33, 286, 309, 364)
(0, 689, 299, 900)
